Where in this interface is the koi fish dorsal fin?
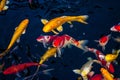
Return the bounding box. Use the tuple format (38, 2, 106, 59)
(41, 19, 49, 25)
(56, 26, 63, 32)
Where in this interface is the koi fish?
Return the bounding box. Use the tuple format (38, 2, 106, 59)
(95, 34, 111, 50)
(31, 47, 57, 80)
(110, 23, 120, 32)
(73, 58, 100, 80)
(87, 47, 115, 73)
(105, 49, 120, 63)
(89, 74, 103, 80)
(0, 0, 9, 12)
(0, 19, 29, 58)
(3, 62, 46, 75)
(41, 15, 88, 34)
(100, 68, 114, 80)
(37, 34, 88, 57)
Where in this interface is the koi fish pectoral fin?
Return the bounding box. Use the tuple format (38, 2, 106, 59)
(73, 69, 81, 75)
(56, 26, 63, 32)
(3, 6, 9, 10)
(41, 19, 48, 25)
(52, 30, 59, 34)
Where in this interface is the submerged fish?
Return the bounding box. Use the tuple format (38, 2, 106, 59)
(73, 58, 100, 80)
(0, 19, 29, 58)
(41, 15, 88, 34)
(0, 0, 9, 12)
(3, 62, 46, 75)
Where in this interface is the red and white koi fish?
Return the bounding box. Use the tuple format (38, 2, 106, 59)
(3, 62, 47, 75)
(37, 34, 88, 57)
(95, 34, 111, 51)
(87, 47, 115, 73)
(110, 23, 120, 32)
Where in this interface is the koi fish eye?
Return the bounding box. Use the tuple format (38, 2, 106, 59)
(44, 36, 50, 42)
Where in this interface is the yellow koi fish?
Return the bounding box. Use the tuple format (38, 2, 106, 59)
(105, 49, 120, 62)
(0, 0, 9, 12)
(0, 19, 29, 58)
(31, 47, 57, 80)
(41, 15, 88, 34)
(100, 68, 114, 80)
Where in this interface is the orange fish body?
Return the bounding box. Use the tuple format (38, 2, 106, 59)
(3, 62, 39, 75)
(41, 15, 88, 34)
(0, 0, 9, 12)
(100, 68, 114, 80)
(0, 19, 29, 58)
(39, 47, 57, 64)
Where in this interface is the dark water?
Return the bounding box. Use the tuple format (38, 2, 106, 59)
(0, 0, 120, 80)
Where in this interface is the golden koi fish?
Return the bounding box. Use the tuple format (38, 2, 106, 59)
(41, 15, 88, 34)
(105, 49, 120, 62)
(100, 68, 114, 80)
(0, 0, 9, 12)
(0, 19, 29, 58)
(31, 47, 57, 80)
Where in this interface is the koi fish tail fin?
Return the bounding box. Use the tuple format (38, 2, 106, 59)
(24, 68, 54, 80)
(73, 69, 81, 75)
(77, 40, 89, 52)
(42, 68, 54, 76)
(30, 65, 41, 80)
(76, 15, 89, 24)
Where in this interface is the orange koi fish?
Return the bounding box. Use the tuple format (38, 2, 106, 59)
(41, 15, 88, 34)
(0, 0, 9, 12)
(100, 68, 114, 80)
(3, 62, 46, 75)
(0, 19, 29, 58)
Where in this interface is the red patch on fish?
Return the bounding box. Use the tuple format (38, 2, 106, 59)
(89, 74, 102, 80)
(108, 63, 115, 73)
(53, 37, 64, 48)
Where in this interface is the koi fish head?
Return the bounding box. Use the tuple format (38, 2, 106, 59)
(3, 66, 17, 75)
(105, 54, 116, 62)
(36, 35, 51, 43)
(110, 24, 120, 32)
